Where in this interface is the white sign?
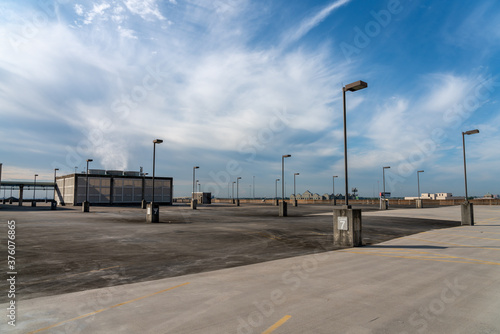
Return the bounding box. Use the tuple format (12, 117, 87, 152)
(147, 207, 151, 215)
(338, 217, 348, 231)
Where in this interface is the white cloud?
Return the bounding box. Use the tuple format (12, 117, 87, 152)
(117, 26, 137, 39)
(124, 0, 165, 21)
(83, 3, 112, 25)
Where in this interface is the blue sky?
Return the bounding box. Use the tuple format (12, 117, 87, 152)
(1, 0, 499, 198)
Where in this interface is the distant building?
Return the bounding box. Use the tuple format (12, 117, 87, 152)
(483, 193, 498, 199)
(290, 190, 331, 200)
(55, 170, 172, 206)
(405, 193, 453, 200)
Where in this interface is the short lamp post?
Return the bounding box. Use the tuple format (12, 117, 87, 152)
(232, 181, 236, 204)
(147, 139, 163, 222)
(52, 168, 59, 209)
(293, 173, 299, 207)
(461, 129, 479, 225)
(334, 80, 367, 248)
(280, 154, 291, 216)
(82, 159, 92, 212)
(236, 177, 242, 206)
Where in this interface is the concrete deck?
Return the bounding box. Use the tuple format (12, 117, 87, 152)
(2, 206, 500, 333)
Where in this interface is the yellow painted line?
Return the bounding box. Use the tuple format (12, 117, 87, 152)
(28, 282, 190, 334)
(262, 315, 292, 334)
(343, 250, 500, 266)
(23, 266, 121, 285)
(407, 237, 500, 251)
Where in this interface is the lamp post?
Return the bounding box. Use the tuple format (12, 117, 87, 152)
(461, 129, 479, 225)
(417, 170, 424, 199)
(191, 166, 199, 210)
(192, 166, 199, 199)
(293, 173, 299, 207)
(253, 176, 255, 199)
(275, 179, 280, 206)
(236, 177, 242, 206)
(280, 154, 291, 216)
(53, 168, 59, 203)
(82, 159, 93, 212)
(416, 170, 424, 208)
(198, 183, 201, 192)
(333, 175, 338, 206)
(32, 174, 38, 207)
(342, 80, 367, 207)
(74, 166, 78, 174)
(232, 181, 236, 204)
(147, 139, 163, 222)
(381, 166, 390, 210)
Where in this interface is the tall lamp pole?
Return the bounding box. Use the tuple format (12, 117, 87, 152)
(232, 181, 236, 204)
(281, 155, 291, 201)
(236, 177, 242, 205)
(152, 139, 163, 206)
(382, 166, 390, 198)
(417, 170, 424, 199)
(53, 168, 59, 201)
(253, 176, 255, 199)
(294, 173, 300, 198)
(342, 80, 368, 206)
(462, 129, 479, 202)
(85, 159, 93, 202)
(333, 175, 338, 205)
(192, 166, 199, 199)
(33, 174, 38, 201)
(275, 179, 280, 202)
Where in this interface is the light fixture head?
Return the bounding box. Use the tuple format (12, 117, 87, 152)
(194, 166, 199, 169)
(383, 166, 391, 169)
(87, 159, 93, 162)
(283, 154, 291, 158)
(464, 129, 479, 135)
(344, 80, 368, 92)
(153, 139, 163, 144)
(417, 170, 424, 173)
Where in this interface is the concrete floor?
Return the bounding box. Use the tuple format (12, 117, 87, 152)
(0, 203, 459, 303)
(2, 204, 499, 333)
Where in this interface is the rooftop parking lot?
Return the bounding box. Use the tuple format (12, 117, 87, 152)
(0, 203, 460, 303)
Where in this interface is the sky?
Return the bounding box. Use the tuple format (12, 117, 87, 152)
(0, 0, 499, 198)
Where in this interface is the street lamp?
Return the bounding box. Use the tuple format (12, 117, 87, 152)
(53, 168, 59, 201)
(85, 158, 93, 201)
(74, 166, 78, 174)
(253, 176, 255, 199)
(151, 139, 163, 206)
(236, 177, 242, 206)
(462, 129, 479, 202)
(282, 155, 291, 201)
(381, 166, 390, 209)
(333, 175, 338, 205)
(417, 170, 424, 199)
(232, 181, 236, 204)
(275, 178, 280, 204)
(342, 80, 368, 207)
(293, 173, 300, 207)
(192, 166, 199, 200)
(33, 174, 38, 204)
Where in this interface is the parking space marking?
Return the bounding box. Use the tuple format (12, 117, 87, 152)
(342, 249, 500, 266)
(262, 315, 292, 334)
(28, 282, 190, 334)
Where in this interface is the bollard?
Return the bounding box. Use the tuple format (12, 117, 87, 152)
(146, 203, 160, 223)
(191, 199, 197, 210)
(82, 201, 90, 212)
(333, 206, 362, 247)
(279, 201, 287, 217)
(461, 202, 474, 226)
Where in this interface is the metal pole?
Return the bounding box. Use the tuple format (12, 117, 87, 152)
(383, 168, 386, 199)
(152, 143, 156, 205)
(417, 172, 420, 199)
(232, 182, 235, 201)
(53, 168, 59, 200)
(282, 157, 284, 201)
(86, 160, 89, 202)
(192, 167, 196, 199)
(343, 87, 349, 206)
(237, 178, 240, 201)
(34, 174, 37, 200)
(253, 176, 255, 199)
(294, 174, 296, 198)
(462, 132, 468, 202)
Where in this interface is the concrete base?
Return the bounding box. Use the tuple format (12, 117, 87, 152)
(146, 203, 160, 223)
(236, 199, 240, 207)
(2, 198, 6, 204)
(232, 199, 235, 204)
(141, 200, 147, 209)
(191, 199, 197, 210)
(275, 199, 279, 206)
(279, 201, 287, 217)
(461, 202, 474, 226)
(293, 199, 298, 207)
(31, 201, 36, 207)
(9, 199, 13, 204)
(333, 208, 362, 247)
(416, 199, 423, 208)
(50, 201, 57, 210)
(380, 198, 388, 210)
(82, 201, 90, 212)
